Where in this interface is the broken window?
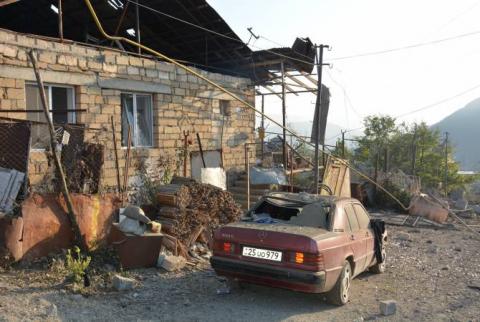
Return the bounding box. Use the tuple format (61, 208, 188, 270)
(219, 100, 231, 116)
(25, 83, 75, 149)
(121, 93, 153, 147)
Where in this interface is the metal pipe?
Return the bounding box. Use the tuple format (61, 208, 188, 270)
(245, 143, 250, 210)
(281, 60, 287, 169)
(135, 0, 141, 54)
(58, 0, 63, 42)
(261, 94, 265, 161)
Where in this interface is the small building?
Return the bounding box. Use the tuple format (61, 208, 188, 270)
(0, 0, 318, 195)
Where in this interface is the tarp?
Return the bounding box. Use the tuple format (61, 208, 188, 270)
(249, 167, 287, 185)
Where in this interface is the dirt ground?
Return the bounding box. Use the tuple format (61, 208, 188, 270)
(1, 223, 479, 322)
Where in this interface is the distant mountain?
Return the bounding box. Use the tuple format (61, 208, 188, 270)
(265, 121, 362, 146)
(433, 98, 480, 171)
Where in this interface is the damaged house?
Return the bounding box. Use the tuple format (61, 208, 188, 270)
(0, 0, 318, 261)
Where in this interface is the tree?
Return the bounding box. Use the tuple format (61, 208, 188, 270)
(353, 116, 473, 193)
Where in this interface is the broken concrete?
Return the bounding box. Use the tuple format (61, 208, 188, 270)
(159, 255, 186, 272)
(380, 300, 397, 316)
(112, 275, 136, 291)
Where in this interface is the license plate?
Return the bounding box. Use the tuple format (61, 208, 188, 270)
(242, 246, 282, 262)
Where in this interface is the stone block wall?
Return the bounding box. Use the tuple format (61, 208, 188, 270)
(0, 29, 256, 191)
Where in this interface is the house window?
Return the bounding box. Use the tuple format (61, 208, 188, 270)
(25, 83, 75, 148)
(121, 93, 153, 147)
(219, 100, 231, 116)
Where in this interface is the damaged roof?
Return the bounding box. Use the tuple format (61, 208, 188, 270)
(0, 0, 315, 81)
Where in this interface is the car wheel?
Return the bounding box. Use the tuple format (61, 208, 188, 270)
(326, 260, 351, 306)
(371, 248, 386, 274)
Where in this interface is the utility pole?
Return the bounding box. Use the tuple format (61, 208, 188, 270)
(313, 44, 329, 194)
(411, 124, 417, 175)
(444, 132, 449, 197)
(281, 60, 287, 169)
(341, 130, 346, 158)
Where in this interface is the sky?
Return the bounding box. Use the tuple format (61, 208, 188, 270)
(207, 0, 480, 139)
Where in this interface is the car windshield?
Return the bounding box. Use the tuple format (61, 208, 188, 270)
(248, 197, 332, 230)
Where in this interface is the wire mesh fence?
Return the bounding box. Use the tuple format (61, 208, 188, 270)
(0, 118, 111, 198)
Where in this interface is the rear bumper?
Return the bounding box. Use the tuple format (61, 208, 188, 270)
(210, 256, 326, 293)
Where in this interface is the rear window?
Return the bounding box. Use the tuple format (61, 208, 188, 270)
(345, 204, 359, 232)
(353, 204, 370, 229)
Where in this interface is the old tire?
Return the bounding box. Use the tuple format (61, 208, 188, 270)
(370, 248, 386, 274)
(326, 261, 352, 306)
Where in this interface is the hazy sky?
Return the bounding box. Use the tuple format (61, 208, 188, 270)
(208, 0, 480, 139)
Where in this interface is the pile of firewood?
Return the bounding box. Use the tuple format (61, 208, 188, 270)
(155, 181, 243, 259)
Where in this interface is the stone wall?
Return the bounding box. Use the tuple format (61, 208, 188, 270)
(0, 29, 256, 191)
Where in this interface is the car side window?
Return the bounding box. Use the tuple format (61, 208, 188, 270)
(344, 204, 360, 232)
(353, 204, 370, 229)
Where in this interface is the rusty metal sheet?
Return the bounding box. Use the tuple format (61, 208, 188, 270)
(0, 193, 121, 261)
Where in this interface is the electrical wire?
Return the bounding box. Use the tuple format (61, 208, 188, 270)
(327, 29, 480, 62)
(125, 0, 315, 66)
(325, 82, 480, 141)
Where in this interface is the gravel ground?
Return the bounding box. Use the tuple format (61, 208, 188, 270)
(1, 223, 479, 322)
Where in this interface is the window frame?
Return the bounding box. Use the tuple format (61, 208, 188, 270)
(344, 203, 360, 232)
(353, 203, 371, 229)
(25, 82, 76, 124)
(121, 92, 154, 148)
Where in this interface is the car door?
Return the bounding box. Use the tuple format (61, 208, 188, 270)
(344, 203, 368, 275)
(353, 203, 375, 268)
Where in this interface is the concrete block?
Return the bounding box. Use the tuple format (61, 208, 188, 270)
(380, 300, 397, 316)
(112, 274, 136, 291)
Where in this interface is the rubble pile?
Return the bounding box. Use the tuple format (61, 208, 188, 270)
(156, 182, 243, 259)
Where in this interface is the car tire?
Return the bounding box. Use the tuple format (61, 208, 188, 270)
(370, 247, 386, 274)
(326, 260, 351, 306)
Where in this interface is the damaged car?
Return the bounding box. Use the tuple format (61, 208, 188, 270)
(210, 192, 386, 305)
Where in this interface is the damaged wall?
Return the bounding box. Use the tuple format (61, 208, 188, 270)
(0, 28, 256, 191)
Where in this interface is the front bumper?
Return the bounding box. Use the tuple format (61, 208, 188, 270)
(210, 256, 326, 293)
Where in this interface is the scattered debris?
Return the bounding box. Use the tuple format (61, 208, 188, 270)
(112, 274, 136, 291)
(379, 300, 397, 316)
(408, 194, 448, 224)
(158, 255, 186, 272)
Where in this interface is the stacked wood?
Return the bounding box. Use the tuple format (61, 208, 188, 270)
(156, 182, 243, 259)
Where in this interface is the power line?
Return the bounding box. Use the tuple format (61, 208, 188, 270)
(325, 82, 480, 140)
(327, 29, 480, 62)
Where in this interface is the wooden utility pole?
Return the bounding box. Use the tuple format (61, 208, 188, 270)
(341, 130, 346, 158)
(27, 51, 86, 251)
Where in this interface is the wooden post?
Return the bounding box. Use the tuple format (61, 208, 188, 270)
(110, 116, 121, 193)
(183, 130, 189, 177)
(196, 133, 206, 168)
(290, 146, 294, 192)
(27, 51, 86, 250)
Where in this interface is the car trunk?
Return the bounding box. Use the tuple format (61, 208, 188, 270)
(215, 222, 336, 270)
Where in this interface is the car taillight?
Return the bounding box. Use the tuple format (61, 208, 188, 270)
(223, 242, 234, 253)
(291, 252, 323, 268)
(295, 252, 304, 264)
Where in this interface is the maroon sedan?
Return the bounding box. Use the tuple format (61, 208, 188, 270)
(210, 192, 387, 305)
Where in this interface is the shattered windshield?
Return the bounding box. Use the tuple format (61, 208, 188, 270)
(248, 197, 332, 230)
